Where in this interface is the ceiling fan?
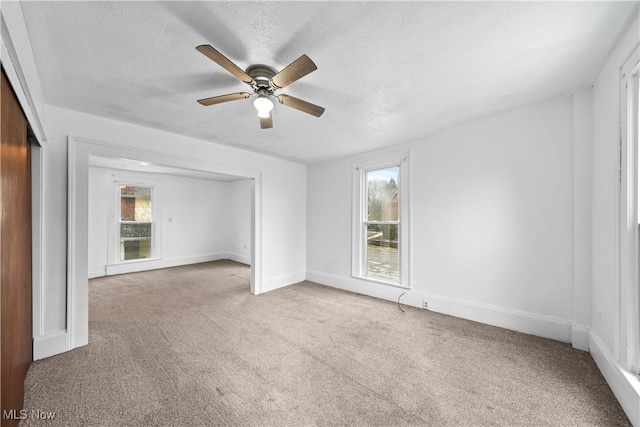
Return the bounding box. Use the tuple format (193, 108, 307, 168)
(196, 44, 325, 129)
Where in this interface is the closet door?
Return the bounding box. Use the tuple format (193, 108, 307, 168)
(1, 69, 33, 427)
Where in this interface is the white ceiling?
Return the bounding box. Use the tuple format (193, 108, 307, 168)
(20, 1, 639, 164)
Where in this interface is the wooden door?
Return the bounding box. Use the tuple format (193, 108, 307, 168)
(0, 69, 33, 427)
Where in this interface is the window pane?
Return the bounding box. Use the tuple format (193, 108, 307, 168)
(120, 185, 151, 221)
(121, 197, 136, 221)
(120, 222, 152, 239)
(119, 185, 152, 261)
(120, 223, 152, 260)
(365, 223, 399, 282)
(121, 238, 151, 260)
(367, 167, 399, 221)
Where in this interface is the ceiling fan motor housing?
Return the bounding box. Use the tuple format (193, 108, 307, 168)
(245, 64, 277, 91)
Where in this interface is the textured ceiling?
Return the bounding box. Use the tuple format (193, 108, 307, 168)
(19, 1, 639, 164)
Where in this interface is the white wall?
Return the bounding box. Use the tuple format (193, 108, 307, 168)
(34, 104, 306, 357)
(87, 167, 108, 276)
(227, 179, 252, 265)
(590, 12, 640, 426)
(572, 87, 594, 351)
(308, 95, 585, 344)
(88, 167, 246, 278)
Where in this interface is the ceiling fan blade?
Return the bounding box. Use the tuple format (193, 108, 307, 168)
(277, 94, 325, 117)
(269, 55, 317, 89)
(196, 45, 255, 85)
(260, 115, 273, 129)
(197, 92, 251, 106)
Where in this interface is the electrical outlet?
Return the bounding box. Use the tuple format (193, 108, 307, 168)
(422, 300, 428, 310)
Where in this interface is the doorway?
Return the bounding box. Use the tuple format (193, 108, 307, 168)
(66, 137, 262, 352)
(86, 157, 253, 279)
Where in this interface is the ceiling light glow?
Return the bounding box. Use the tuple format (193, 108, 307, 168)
(254, 95, 273, 118)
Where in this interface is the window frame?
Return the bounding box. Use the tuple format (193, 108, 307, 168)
(352, 151, 410, 288)
(112, 178, 159, 264)
(619, 46, 640, 374)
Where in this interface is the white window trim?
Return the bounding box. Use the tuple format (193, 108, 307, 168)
(619, 45, 640, 374)
(352, 150, 410, 288)
(108, 177, 161, 265)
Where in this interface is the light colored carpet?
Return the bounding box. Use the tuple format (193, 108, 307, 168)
(21, 260, 629, 426)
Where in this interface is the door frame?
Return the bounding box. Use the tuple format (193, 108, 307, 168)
(66, 135, 263, 350)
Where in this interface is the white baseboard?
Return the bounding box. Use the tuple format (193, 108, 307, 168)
(88, 270, 106, 279)
(590, 332, 640, 426)
(225, 251, 251, 265)
(33, 330, 69, 361)
(105, 252, 226, 276)
(307, 269, 421, 305)
(423, 292, 573, 343)
(262, 271, 306, 293)
(572, 323, 591, 351)
(306, 270, 573, 344)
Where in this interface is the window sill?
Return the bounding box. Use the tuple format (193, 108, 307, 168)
(351, 274, 410, 290)
(105, 258, 163, 276)
(108, 257, 161, 266)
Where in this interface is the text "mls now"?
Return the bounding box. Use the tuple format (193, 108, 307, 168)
(3, 409, 56, 420)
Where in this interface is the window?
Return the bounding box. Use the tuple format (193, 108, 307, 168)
(365, 167, 400, 282)
(118, 185, 153, 261)
(353, 152, 409, 287)
(619, 46, 640, 374)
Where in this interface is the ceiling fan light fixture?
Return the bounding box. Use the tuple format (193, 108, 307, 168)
(254, 95, 274, 118)
(195, 44, 324, 128)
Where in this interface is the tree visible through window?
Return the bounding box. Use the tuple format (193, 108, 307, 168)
(353, 152, 409, 287)
(365, 167, 400, 282)
(119, 185, 152, 261)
